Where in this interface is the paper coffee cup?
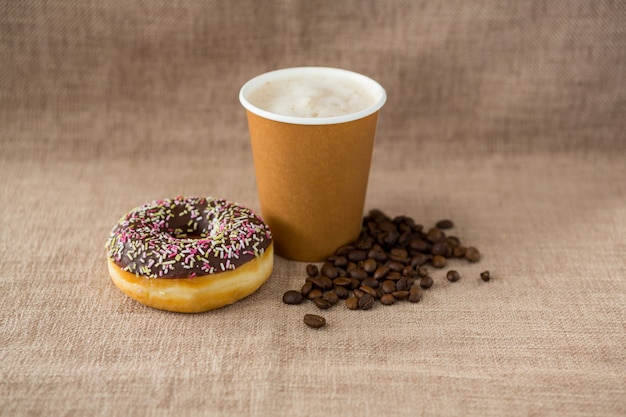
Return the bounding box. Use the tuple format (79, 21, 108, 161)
(239, 67, 386, 261)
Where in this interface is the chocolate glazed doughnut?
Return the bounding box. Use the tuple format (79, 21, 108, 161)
(105, 196, 274, 313)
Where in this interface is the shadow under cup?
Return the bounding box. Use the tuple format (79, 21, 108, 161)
(239, 67, 387, 262)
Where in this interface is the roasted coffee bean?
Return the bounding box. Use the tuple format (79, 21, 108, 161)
(348, 250, 367, 262)
(426, 227, 444, 243)
(358, 294, 375, 310)
(409, 238, 431, 252)
(303, 314, 326, 329)
(410, 253, 431, 267)
(345, 296, 359, 310)
(323, 291, 339, 305)
(349, 267, 368, 280)
(307, 289, 323, 300)
(453, 245, 467, 258)
(367, 246, 388, 262)
(355, 235, 374, 250)
(360, 285, 377, 298)
(402, 265, 416, 277)
(387, 271, 403, 281)
(282, 290, 304, 305)
(375, 288, 384, 299)
(446, 236, 461, 247)
(431, 255, 447, 268)
(335, 245, 354, 256)
(313, 297, 332, 309)
(396, 278, 411, 292)
(361, 277, 379, 289)
(333, 256, 348, 268)
(349, 277, 361, 290)
(436, 219, 454, 229)
(321, 262, 338, 279)
(416, 266, 428, 278)
(389, 248, 409, 264)
(387, 261, 405, 272)
(465, 246, 481, 262)
(430, 241, 449, 256)
(334, 286, 350, 299)
(353, 289, 365, 299)
(380, 294, 396, 305)
(346, 262, 358, 273)
(333, 277, 352, 287)
(381, 230, 400, 247)
(306, 264, 319, 277)
(446, 270, 460, 282)
(481, 270, 491, 282)
(319, 275, 334, 290)
(378, 220, 396, 232)
(363, 258, 378, 273)
(308, 277, 327, 290)
(373, 265, 390, 280)
(408, 286, 423, 303)
(300, 281, 313, 297)
(381, 280, 397, 294)
(391, 290, 409, 300)
(335, 267, 348, 277)
(420, 275, 434, 289)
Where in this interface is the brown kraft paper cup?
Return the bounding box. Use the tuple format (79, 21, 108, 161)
(240, 67, 386, 261)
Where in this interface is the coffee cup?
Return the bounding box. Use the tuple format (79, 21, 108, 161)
(239, 67, 386, 261)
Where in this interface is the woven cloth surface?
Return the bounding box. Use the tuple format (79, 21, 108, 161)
(1, 1, 625, 416)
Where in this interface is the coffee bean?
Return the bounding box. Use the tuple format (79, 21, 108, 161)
(410, 253, 431, 267)
(335, 245, 354, 256)
(436, 219, 454, 229)
(409, 238, 431, 252)
(481, 270, 491, 282)
(431, 255, 447, 268)
(465, 246, 481, 262)
(303, 314, 326, 329)
(380, 294, 396, 305)
(373, 265, 390, 280)
(334, 256, 348, 268)
(308, 277, 327, 290)
(349, 267, 368, 280)
(332, 277, 350, 287)
(334, 286, 350, 299)
(323, 291, 339, 305)
(348, 250, 367, 262)
(387, 271, 402, 281)
(401, 265, 416, 277)
(367, 245, 388, 262)
(321, 262, 338, 279)
(453, 245, 466, 258)
(361, 278, 379, 289)
(426, 227, 444, 243)
(363, 258, 378, 273)
(319, 275, 334, 290)
(313, 297, 332, 309)
(306, 264, 319, 277)
(446, 270, 461, 282)
(353, 289, 365, 299)
(300, 281, 313, 297)
(387, 261, 405, 272)
(360, 285, 377, 298)
(345, 296, 359, 310)
(282, 290, 304, 305)
(307, 289, 323, 300)
(381, 280, 397, 294)
(391, 290, 409, 300)
(358, 294, 375, 310)
(396, 278, 411, 292)
(430, 241, 449, 256)
(408, 286, 422, 303)
(417, 266, 429, 277)
(420, 275, 433, 289)
(389, 248, 409, 264)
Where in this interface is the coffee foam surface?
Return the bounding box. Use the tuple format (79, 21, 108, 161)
(246, 73, 378, 118)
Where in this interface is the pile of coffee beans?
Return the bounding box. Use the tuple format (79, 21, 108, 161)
(283, 210, 491, 328)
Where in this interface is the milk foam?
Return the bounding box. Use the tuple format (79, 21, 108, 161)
(246, 73, 378, 118)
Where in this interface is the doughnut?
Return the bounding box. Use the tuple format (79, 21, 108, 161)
(105, 196, 274, 313)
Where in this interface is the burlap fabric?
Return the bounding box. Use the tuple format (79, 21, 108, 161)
(1, 1, 625, 416)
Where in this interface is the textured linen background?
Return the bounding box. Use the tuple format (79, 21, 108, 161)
(1, 1, 625, 416)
